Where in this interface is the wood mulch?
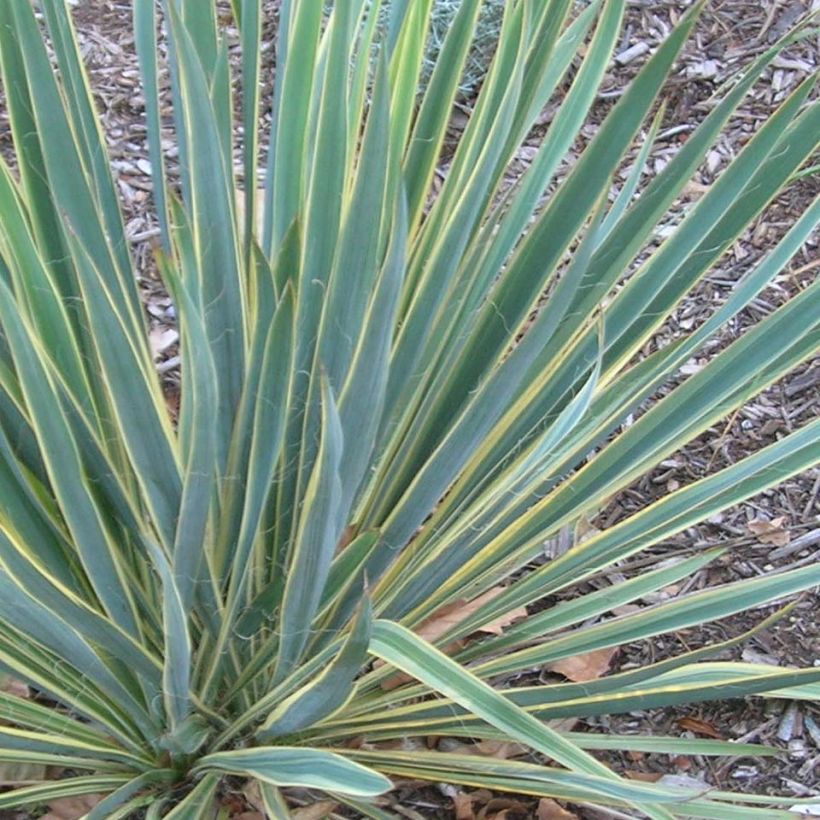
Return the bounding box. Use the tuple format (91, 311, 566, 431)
(0, 1, 817, 817)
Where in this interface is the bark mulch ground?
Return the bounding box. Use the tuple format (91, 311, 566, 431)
(0, 1, 817, 817)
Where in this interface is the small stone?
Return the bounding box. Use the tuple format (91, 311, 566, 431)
(788, 739, 809, 760)
(730, 765, 758, 780)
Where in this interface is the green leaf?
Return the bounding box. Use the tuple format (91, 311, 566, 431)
(0, 777, 132, 811)
(162, 773, 220, 819)
(345, 748, 700, 806)
(4, 1, 141, 329)
(427, 416, 820, 643)
(457, 549, 722, 663)
(0, 278, 141, 636)
(275, 380, 345, 679)
(84, 771, 176, 820)
(0, 566, 157, 742)
(264, 0, 324, 251)
(259, 600, 372, 738)
(474, 561, 820, 679)
(166, 1, 246, 470)
(65, 230, 181, 549)
(134, 0, 171, 251)
(196, 747, 392, 797)
(370, 621, 621, 781)
(160, 260, 219, 617)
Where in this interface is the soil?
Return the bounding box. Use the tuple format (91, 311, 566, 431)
(0, 0, 818, 817)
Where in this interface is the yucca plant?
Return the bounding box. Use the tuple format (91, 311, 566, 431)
(0, 0, 818, 816)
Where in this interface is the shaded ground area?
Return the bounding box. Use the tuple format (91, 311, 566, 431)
(0, 0, 817, 817)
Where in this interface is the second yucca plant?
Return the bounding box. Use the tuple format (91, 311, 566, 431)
(0, 0, 818, 816)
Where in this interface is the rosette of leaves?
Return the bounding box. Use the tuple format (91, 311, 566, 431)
(0, 0, 818, 817)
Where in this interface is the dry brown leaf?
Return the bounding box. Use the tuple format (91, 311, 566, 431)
(43, 794, 105, 820)
(394, 806, 430, 820)
(612, 603, 641, 616)
(453, 789, 494, 820)
(293, 801, 338, 819)
(454, 791, 478, 820)
(537, 798, 579, 819)
(1, 675, 30, 699)
(242, 779, 266, 814)
(444, 739, 529, 759)
(549, 717, 580, 734)
(547, 647, 617, 682)
(748, 516, 791, 547)
(165, 387, 181, 425)
(380, 587, 527, 689)
(624, 771, 663, 782)
(473, 739, 529, 759)
(676, 716, 723, 739)
(477, 797, 530, 819)
(417, 587, 526, 644)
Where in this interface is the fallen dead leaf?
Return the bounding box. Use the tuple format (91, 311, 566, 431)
(611, 603, 642, 616)
(42, 794, 105, 820)
(443, 739, 529, 759)
(380, 587, 527, 689)
(537, 798, 579, 819)
(293, 802, 338, 819)
(454, 791, 478, 820)
(748, 516, 791, 547)
(478, 797, 530, 819)
(418, 587, 527, 644)
(677, 716, 723, 739)
(165, 388, 181, 424)
(220, 791, 246, 815)
(547, 647, 618, 682)
(394, 805, 431, 820)
(624, 771, 663, 782)
(1, 675, 30, 699)
(453, 789, 495, 820)
(241, 778, 268, 816)
(473, 739, 529, 759)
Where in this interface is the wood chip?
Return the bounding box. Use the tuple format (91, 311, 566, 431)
(615, 42, 650, 65)
(547, 647, 618, 682)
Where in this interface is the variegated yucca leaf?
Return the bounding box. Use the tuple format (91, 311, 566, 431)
(0, 0, 817, 816)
